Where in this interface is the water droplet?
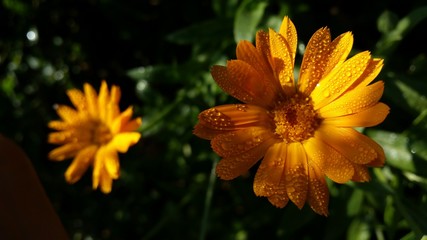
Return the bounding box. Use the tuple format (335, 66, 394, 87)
(347, 109, 353, 114)
(323, 91, 330, 98)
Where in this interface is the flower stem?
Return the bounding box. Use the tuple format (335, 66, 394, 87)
(199, 157, 218, 240)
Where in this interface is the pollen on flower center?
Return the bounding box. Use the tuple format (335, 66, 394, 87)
(91, 121, 113, 145)
(272, 94, 321, 143)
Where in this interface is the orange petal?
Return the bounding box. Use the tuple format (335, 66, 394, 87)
(351, 164, 371, 182)
(255, 30, 272, 66)
(253, 143, 289, 208)
(315, 126, 379, 164)
(269, 29, 295, 96)
(195, 104, 273, 133)
(211, 61, 276, 107)
(92, 146, 106, 190)
(83, 82, 98, 118)
(311, 51, 373, 110)
(48, 120, 69, 130)
(215, 130, 275, 180)
(103, 147, 120, 179)
(322, 102, 390, 127)
(278, 16, 297, 61)
(64, 145, 98, 184)
(304, 136, 354, 184)
(284, 142, 308, 209)
(211, 127, 278, 158)
(55, 105, 78, 123)
(66, 88, 86, 111)
(298, 31, 353, 96)
(353, 58, 384, 88)
(107, 85, 121, 125)
(318, 81, 384, 118)
(193, 124, 232, 140)
(306, 163, 329, 216)
(99, 167, 113, 194)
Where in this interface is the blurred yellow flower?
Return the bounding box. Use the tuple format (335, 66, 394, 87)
(48, 81, 141, 194)
(193, 16, 389, 215)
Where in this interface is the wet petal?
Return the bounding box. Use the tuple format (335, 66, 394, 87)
(253, 143, 288, 207)
(195, 104, 273, 133)
(318, 81, 384, 118)
(269, 29, 295, 96)
(279, 16, 297, 61)
(298, 31, 353, 95)
(284, 142, 308, 209)
(306, 163, 329, 216)
(211, 127, 277, 157)
(64, 145, 98, 183)
(211, 61, 276, 107)
(323, 102, 389, 127)
(311, 51, 373, 110)
(351, 164, 371, 182)
(316, 126, 379, 164)
(304, 136, 354, 183)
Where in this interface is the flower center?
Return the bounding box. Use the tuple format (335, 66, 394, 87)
(272, 94, 321, 143)
(91, 121, 113, 145)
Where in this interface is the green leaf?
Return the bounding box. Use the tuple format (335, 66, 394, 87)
(347, 218, 371, 240)
(377, 10, 399, 34)
(234, 0, 267, 43)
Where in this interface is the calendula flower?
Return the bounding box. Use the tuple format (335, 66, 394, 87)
(48, 81, 142, 194)
(193, 16, 389, 215)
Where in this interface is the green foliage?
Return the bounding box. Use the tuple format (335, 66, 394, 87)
(1, 0, 427, 239)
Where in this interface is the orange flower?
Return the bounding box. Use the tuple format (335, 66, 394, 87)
(48, 81, 141, 194)
(193, 16, 389, 215)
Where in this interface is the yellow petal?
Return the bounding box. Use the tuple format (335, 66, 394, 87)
(55, 105, 78, 123)
(83, 82, 98, 118)
(106, 85, 121, 124)
(268, 28, 295, 96)
(48, 120, 69, 130)
(99, 167, 113, 194)
(64, 145, 98, 183)
(298, 30, 353, 95)
(98, 80, 109, 122)
(92, 146, 106, 190)
(111, 106, 136, 134)
(279, 16, 297, 61)
(66, 88, 86, 111)
(304, 136, 354, 183)
(354, 58, 384, 88)
(318, 81, 384, 118)
(306, 163, 329, 216)
(253, 143, 289, 207)
(311, 51, 373, 110)
(284, 142, 308, 209)
(102, 147, 120, 179)
(121, 117, 142, 132)
(215, 130, 275, 180)
(48, 142, 86, 161)
(323, 102, 389, 127)
(316, 126, 379, 164)
(109, 132, 141, 153)
(211, 127, 278, 158)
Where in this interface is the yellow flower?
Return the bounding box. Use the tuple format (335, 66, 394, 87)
(48, 81, 142, 194)
(193, 16, 389, 215)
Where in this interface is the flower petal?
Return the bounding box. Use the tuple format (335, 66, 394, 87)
(322, 102, 389, 127)
(284, 142, 308, 209)
(48, 142, 86, 161)
(351, 164, 371, 182)
(253, 143, 289, 208)
(215, 129, 276, 180)
(211, 127, 278, 158)
(298, 30, 354, 95)
(109, 132, 141, 153)
(311, 51, 373, 110)
(84, 82, 98, 118)
(269, 28, 295, 96)
(318, 81, 384, 118)
(66, 88, 86, 111)
(279, 16, 297, 61)
(55, 105, 78, 123)
(103, 147, 120, 179)
(211, 61, 277, 108)
(304, 136, 354, 183)
(195, 104, 273, 134)
(98, 80, 109, 122)
(306, 163, 329, 216)
(316, 126, 380, 164)
(107, 85, 121, 125)
(99, 167, 113, 194)
(64, 145, 98, 184)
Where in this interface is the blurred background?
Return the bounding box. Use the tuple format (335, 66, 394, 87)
(1, 0, 427, 239)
